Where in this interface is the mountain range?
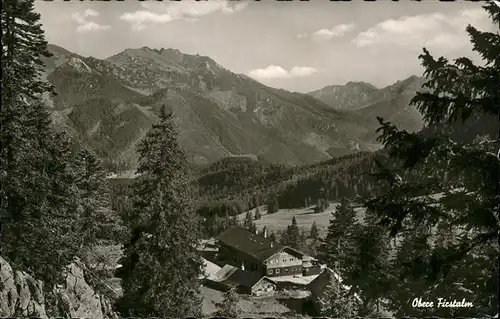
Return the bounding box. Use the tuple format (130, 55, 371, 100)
(42, 44, 425, 172)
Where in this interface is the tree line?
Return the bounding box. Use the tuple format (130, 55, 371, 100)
(1, 0, 203, 317)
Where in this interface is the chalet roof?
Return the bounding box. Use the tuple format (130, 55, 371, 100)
(216, 227, 286, 261)
(308, 268, 348, 290)
(308, 268, 362, 303)
(251, 276, 276, 288)
(197, 238, 218, 251)
(200, 258, 221, 279)
(211, 264, 264, 289)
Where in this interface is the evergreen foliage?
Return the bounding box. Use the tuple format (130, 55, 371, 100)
(349, 210, 393, 314)
(316, 273, 359, 317)
(249, 221, 257, 234)
(75, 148, 125, 247)
(319, 198, 360, 276)
(267, 193, 279, 214)
(117, 107, 203, 317)
(269, 232, 277, 242)
(254, 206, 262, 220)
(1, 0, 88, 286)
(365, 4, 500, 315)
(215, 286, 239, 317)
(243, 210, 253, 230)
(314, 198, 329, 214)
(281, 216, 300, 249)
(310, 221, 319, 241)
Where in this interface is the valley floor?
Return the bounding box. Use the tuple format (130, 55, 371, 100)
(236, 202, 366, 236)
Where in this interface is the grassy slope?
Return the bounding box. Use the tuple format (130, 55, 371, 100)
(236, 203, 366, 237)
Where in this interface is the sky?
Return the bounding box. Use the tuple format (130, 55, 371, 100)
(35, 0, 497, 93)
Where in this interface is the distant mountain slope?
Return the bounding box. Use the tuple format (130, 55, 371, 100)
(351, 76, 426, 135)
(43, 45, 388, 171)
(309, 75, 426, 136)
(67, 98, 154, 170)
(48, 58, 144, 109)
(307, 81, 382, 110)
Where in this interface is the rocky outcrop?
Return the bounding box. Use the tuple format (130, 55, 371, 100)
(0, 258, 46, 317)
(0, 256, 118, 318)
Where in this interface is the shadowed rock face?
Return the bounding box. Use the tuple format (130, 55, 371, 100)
(0, 257, 118, 319)
(0, 257, 46, 317)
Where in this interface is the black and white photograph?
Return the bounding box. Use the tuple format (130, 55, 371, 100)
(1, 0, 499, 317)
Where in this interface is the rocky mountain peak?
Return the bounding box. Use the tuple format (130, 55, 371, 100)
(345, 81, 378, 90)
(383, 75, 424, 97)
(307, 81, 382, 110)
(65, 57, 92, 73)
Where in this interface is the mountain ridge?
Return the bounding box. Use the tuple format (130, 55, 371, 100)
(307, 75, 426, 136)
(43, 45, 422, 172)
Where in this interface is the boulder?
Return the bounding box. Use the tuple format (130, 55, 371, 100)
(0, 256, 118, 318)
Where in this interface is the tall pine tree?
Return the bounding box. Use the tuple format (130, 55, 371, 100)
(316, 271, 360, 317)
(118, 107, 203, 317)
(310, 221, 319, 241)
(281, 216, 300, 249)
(320, 198, 360, 277)
(74, 148, 125, 247)
(267, 194, 279, 214)
(365, 3, 499, 314)
(1, 0, 84, 285)
(215, 286, 239, 317)
(350, 210, 393, 315)
(254, 206, 261, 220)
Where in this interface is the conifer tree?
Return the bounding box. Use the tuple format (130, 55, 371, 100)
(254, 206, 261, 220)
(314, 198, 328, 213)
(269, 232, 277, 242)
(387, 226, 435, 316)
(388, 223, 498, 317)
(310, 221, 319, 241)
(350, 210, 393, 314)
(320, 198, 360, 276)
(281, 216, 300, 249)
(215, 286, 239, 317)
(1, 0, 83, 285)
(317, 271, 359, 318)
(74, 148, 125, 247)
(230, 214, 239, 227)
(267, 194, 279, 214)
(118, 107, 203, 317)
(249, 222, 257, 234)
(365, 3, 500, 312)
(243, 210, 253, 230)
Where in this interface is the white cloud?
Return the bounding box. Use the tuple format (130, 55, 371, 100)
(72, 10, 110, 33)
(77, 21, 111, 33)
(247, 65, 317, 80)
(312, 24, 355, 40)
(298, 23, 355, 40)
(289, 66, 318, 77)
(83, 9, 99, 17)
(352, 8, 491, 51)
(120, 0, 247, 31)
